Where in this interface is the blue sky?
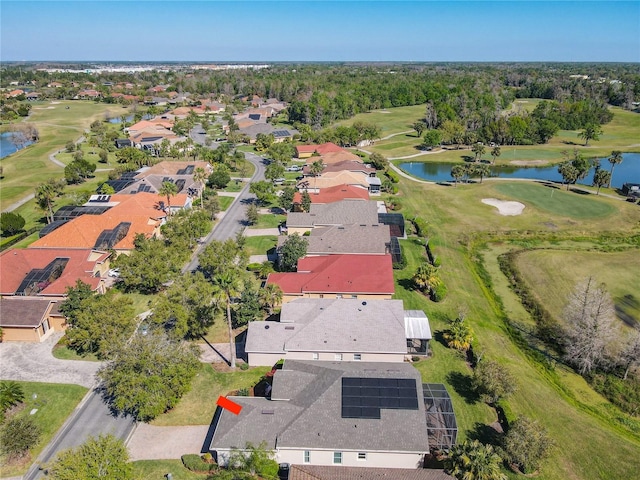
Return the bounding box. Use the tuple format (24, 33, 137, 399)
(1, 1, 639, 62)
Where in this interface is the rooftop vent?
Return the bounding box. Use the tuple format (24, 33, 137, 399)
(264, 325, 270, 329)
(284, 326, 295, 330)
(261, 409, 274, 415)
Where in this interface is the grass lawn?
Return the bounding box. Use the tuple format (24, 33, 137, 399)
(335, 104, 426, 136)
(151, 363, 270, 426)
(392, 175, 640, 480)
(217, 195, 234, 211)
(122, 292, 156, 316)
(0, 382, 87, 477)
(244, 235, 277, 256)
(250, 213, 286, 229)
(492, 182, 617, 219)
(131, 459, 207, 479)
(223, 180, 244, 192)
(52, 338, 99, 361)
(514, 249, 640, 331)
(0, 100, 126, 211)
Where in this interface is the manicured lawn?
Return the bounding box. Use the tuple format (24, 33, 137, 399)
(131, 459, 207, 479)
(244, 235, 277, 256)
(52, 340, 99, 361)
(223, 180, 244, 192)
(250, 213, 286, 229)
(514, 249, 640, 330)
(392, 175, 640, 480)
(492, 182, 617, 219)
(335, 104, 426, 135)
(0, 100, 126, 211)
(0, 382, 87, 477)
(217, 195, 234, 211)
(151, 363, 270, 426)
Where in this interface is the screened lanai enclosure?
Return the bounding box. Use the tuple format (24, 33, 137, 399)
(423, 383, 458, 451)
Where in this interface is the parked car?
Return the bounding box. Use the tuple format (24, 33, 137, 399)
(108, 268, 120, 278)
(286, 165, 302, 172)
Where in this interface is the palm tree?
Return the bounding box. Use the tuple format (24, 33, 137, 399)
(212, 271, 242, 368)
(443, 316, 474, 352)
(607, 150, 623, 188)
(592, 169, 611, 195)
(257, 261, 275, 280)
(193, 167, 208, 208)
(490, 146, 501, 165)
(0, 381, 25, 412)
(451, 165, 466, 187)
(446, 440, 507, 480)
(474, 164, 491, 183)
(472, 143, 486, 162)
(310, 160, 324, 192)
(412, 263, 441, 296)
(578, 123, 603, 146)
(35, 179, 65, 224)
(158, 181, 178, 215)
(259, 283, 283, 316)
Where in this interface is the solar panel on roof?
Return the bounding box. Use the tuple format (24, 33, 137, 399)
(341, 377, 419, 419)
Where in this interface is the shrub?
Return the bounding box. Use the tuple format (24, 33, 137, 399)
(433, 256, 442, 267)
(432, 282, 447, 302)
(385, 169, 399, 183)
(247, 263, 262, 272)
(239, 363, 249, 371)
(182, 453, 216, 472)
(0, 212, 26, 235)
(236, 387, 250, 396)
(0, 416, 41, 459)
(412, 216, 429, 237)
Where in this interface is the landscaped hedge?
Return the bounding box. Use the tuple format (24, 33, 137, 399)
(431, 283, 447, 302)
(182, 454, 216, 472)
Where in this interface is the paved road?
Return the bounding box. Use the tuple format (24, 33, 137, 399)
(24, 389, 136, 480)
(183, 151, 266, 272)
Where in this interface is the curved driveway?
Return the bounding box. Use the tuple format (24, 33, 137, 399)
(0, 333, 99, 388)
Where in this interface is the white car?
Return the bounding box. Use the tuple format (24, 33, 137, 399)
(108, 268, 120, 278)
(286, 165, 302, 172)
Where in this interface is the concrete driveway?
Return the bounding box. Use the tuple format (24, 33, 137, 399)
(127, 424, 210, 461)
(0, 332, 99, 388)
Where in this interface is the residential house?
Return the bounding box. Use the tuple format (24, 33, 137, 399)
(246, 298, 431, 366)
(0, 247, 111, 297)
(288, 465, 453, 480)
(292, 185, 370, 211)
(278, 224, 391, 257)
(30, 192, 189, 254)
(0, 297, 67, 342)
(302, 160, 377, 178)
(310, 150, 363, 165)
(266, 254, 395, 303)
(286, 200, 380, 235)
(125, 119, 174, 136)
(296, 142, 346, 159)
(297, 171, 379, 194)
(208, 360, 430, 469)
(112, 160, 211, 196)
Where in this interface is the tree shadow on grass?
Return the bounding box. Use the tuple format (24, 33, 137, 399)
(397, 278, 417, 292)
(467, 422, 504, 447)
(445, 371, 479, 405)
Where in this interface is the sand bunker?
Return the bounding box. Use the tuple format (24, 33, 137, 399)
(482, 198, 525, 216)
(510, 160, 548, 166)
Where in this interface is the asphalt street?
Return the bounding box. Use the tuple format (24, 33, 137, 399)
(183, 150, 266, 272)
(24, 389, 136, 480)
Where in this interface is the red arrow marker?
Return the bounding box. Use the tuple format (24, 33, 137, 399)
(217, 396, 242, 415)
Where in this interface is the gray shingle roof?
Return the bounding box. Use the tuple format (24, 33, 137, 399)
(305, 224, 391, 255)
(209, 360, 429, 454)
(289, 465, 453, 480)
(0, 297, 53, 328)
(245, 298, 407, 356)
(287, 200, 379, 228)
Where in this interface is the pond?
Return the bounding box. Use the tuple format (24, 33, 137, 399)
(0, 131, 34, 159)
(398, 153, 640, 188)
(107, 113, 152, 124)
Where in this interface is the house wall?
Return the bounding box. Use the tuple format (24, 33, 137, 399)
(276, 449, 424, 469)
(248, 351, 404, 367)
(297, 152, 315, 159)
(286, 227, 312, 236)
(49, 315, 67, 331)
(282, 293, 393, 304)
(1, 326, 41, 342)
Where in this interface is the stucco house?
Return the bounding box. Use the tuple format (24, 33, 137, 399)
(266, 254, 395, 303)
(278, 224, 391, 257)
(245, 298, 432, 366)
(208, 360, 430, 469)
(0, 297, 66, 342)
(286, 200, 380, 235)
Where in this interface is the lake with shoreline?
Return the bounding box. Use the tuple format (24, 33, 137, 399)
(398, 153, 640, 188)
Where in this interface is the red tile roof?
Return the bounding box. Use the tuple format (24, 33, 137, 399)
(296, 142, 347, 156)
(30, 193, 187, 251)
(267, 254, 394, 296)
(293, 184, 370, 205)
(0, 248, 109, 296)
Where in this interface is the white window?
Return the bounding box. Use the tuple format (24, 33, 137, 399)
(335, 353, 343, 361)
(304, 451, 310, 463)
(333, 451, 342, 464)
(353, 353, 362, 361)
(312, 353, 319, 360)
(358, 452, 367, 461)
(351, 295, 357, 299)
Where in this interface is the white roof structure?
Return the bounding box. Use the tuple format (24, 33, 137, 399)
(404, 310, 432, 340)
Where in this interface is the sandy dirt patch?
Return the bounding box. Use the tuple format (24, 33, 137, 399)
(50, 101, 61, 104)
(34, 106, 55, 110)
(482, 198, 525, 216)
(510, 160, 548, 166)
